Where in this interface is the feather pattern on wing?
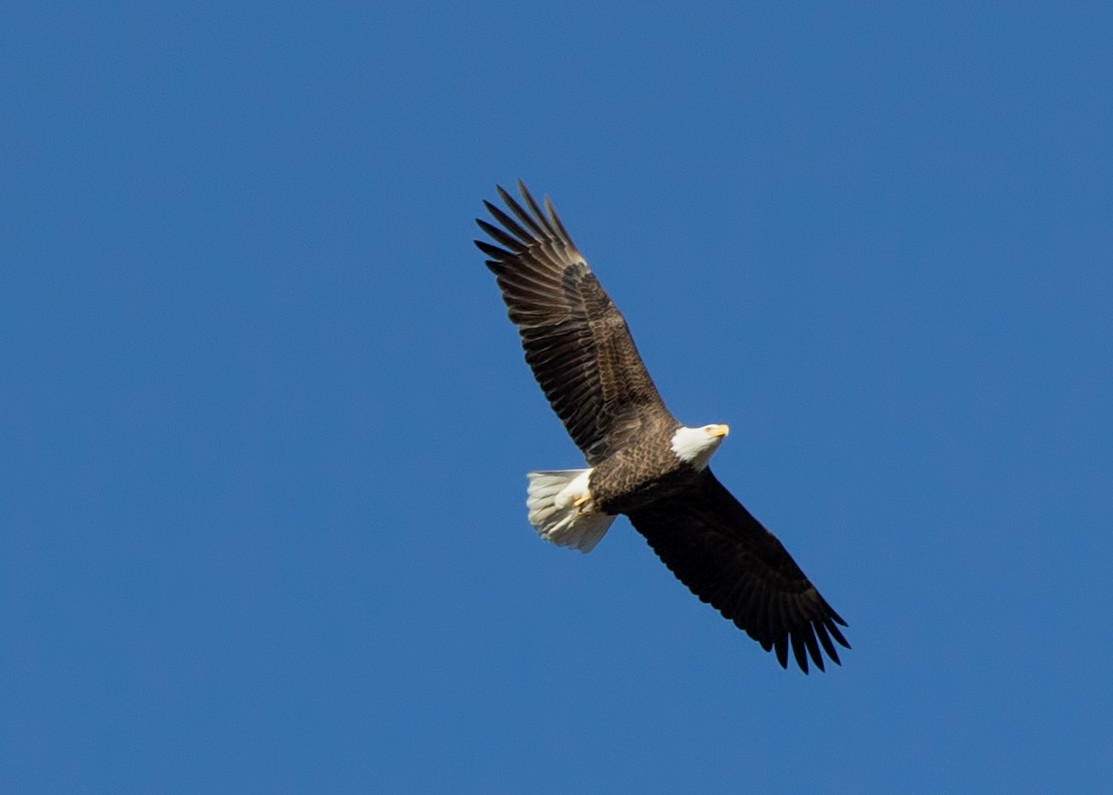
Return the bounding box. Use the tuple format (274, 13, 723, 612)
(626, 469, 850, 673)
(476, 182, 672, 464)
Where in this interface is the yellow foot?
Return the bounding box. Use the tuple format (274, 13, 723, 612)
(572, 493, 591, 508)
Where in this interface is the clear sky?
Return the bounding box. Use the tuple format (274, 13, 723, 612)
(4, 2, 1112, 792)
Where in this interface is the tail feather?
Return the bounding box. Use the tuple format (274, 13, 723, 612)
(526, 469, 615, 553)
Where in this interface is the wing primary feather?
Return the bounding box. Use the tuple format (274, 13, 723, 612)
(482, 201, 536, 247)
(791, 627, 809, 673)
(803, 625, 824, 672)
(824, 617, 851, 649)
(774, 635, 789, 669)
(498, 184, 550, 239)
(814, 621, 841, 665)
(544, 194, 576, 244)
(477, 218, 528, 252)
(776, 592, 797, 637)
(475, 239, 511, 261)
(517, 181, 561, 240)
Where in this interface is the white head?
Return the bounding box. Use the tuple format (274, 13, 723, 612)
(670, 423, 730, 471)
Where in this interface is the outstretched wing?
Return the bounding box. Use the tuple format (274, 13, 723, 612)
(626, 469, 850, 673)
(476, 182, 671, 464)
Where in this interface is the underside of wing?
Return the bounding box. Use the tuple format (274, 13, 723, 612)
(626, 470, 850, 673)
(476, 182, 670, 463)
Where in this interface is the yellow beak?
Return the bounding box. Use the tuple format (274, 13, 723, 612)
(708, 424, 730, 438)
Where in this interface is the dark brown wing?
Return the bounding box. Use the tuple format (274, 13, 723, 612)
(476, 181, 671, 464)
(626, 469, 850, 673)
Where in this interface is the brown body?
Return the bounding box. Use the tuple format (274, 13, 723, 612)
(590, 423, 696, 514)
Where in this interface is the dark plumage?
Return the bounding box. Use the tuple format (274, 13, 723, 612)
(475, 181, 850, 673)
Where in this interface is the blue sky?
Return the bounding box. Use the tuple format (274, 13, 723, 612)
(4, 2, 1112, 791)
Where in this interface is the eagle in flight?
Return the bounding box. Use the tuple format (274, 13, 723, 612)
(475, 182, 850, 673)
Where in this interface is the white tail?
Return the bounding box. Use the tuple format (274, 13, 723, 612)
(525, 469, 616, 553)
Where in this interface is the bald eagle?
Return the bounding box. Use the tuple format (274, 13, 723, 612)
(475, 182, 850, 673)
